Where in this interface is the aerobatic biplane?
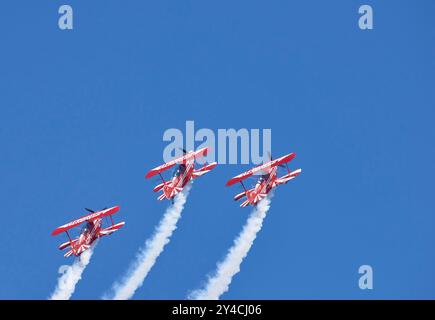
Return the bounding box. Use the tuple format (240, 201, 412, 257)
(145, 147, 217, 202)
(51, 206, 125, 257)
(226, 153, 302, 207)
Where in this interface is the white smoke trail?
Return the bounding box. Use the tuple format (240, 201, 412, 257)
(189, 196, 272, 300)
(108, 184, 191, 300)
(49, 245, 95, 300)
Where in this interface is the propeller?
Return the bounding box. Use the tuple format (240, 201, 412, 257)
(85, 207, 107, 213)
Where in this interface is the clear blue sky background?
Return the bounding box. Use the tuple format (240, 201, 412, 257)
(0, 1, 434, 299)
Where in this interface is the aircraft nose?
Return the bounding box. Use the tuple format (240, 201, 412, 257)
(164, 186, 172, 197)
(246, 191, 253, 201)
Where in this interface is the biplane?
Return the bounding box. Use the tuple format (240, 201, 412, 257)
(226, 153, 302, 207)
(145, 147, 217, 202)
(51, 206, 125, 257)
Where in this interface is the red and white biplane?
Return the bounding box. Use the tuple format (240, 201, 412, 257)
(226, 153, 302, 207)
(145, 147, 217, 202)
(51, 206, 125, 257)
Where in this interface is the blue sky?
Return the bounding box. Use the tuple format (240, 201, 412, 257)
(1, 1, 434, 299)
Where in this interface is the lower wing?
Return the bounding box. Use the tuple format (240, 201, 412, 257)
(99, 222, 126, 237)
(275, 168, 302, 185)
(192, 162, 217, 179)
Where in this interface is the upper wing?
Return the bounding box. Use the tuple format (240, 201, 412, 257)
(271, 152, 296, 168)
(51, 206, 120, 236)
(226, 169, 255, 186)
(226, 153, 296, 186)
(145, 147, 209, 178)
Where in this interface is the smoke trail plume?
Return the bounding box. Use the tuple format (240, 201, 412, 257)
(109, 184, 191, 300)
(49, 245, 95, 300)
(189, 196, 272, 300)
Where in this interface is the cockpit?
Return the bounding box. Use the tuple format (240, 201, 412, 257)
(173, 164, 186, 177)
(258, 173, 270, 183)
(81, 222, 92, 235)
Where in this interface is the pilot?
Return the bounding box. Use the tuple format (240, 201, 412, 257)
(173, 164, 186, 177)
(259, 173, 270, 183)
(82, 222, 92, 235)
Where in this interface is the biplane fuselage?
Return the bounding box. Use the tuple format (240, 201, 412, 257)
(146, 147, 217, 202)
(228, 153, 302, 207)
(52, 206, 125, 258)
(70, 219, 102, 256)
(245, 166, 279, 205)
(162, 162, 195, 200)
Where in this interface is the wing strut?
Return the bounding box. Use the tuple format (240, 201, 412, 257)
(240, 181, 247, 192)
(159, 172, 166, 183)
(65, 230, 76, 255)
(65, 230, 72, 242)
